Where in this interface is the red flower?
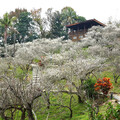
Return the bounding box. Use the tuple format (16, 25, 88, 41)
(94, 77, 113, 95)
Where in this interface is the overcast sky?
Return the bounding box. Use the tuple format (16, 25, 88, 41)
(0, 0, 120, 23)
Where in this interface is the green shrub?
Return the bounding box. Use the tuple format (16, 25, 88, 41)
(87, 101, 120, 120)
(105, 102, 120, 120)
(83, 78, 97, 98)
(95, 113, 104, 120)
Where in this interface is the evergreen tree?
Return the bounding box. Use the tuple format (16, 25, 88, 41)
(49, 11, 65, 39)
(0, 13, 16, 54)
(16, 12, 38, 43)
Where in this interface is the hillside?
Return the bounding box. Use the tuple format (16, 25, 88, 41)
(0, 25, 120, 119)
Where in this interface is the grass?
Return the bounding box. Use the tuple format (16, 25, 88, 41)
(0, 93, 89, 120)
(36, 94, 89, 120)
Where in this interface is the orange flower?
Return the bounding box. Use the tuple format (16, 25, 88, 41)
(95, 87, 100, 91)
(94, 77, 113, 95)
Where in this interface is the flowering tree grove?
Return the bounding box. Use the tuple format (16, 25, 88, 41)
(0, 24, 120, 119)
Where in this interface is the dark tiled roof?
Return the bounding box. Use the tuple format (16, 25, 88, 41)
(66, 19, 105, 30)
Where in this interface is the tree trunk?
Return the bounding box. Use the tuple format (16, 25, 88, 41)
(115, 78, 118, 83)
(27, 109, 35, 120)
(113, 74, 120, 83)
(96, 105, 99, 114)
(26, 104, 35, 120)
(47, 98, 50, 109)
(4, 27, 7, 45)
(69, 108, 73, 118)
(45, 92, 51, 109)
(21, 109, 26, 120)
(69, 96, 73, 118)
(78, 95, 83, 103)
(4, 26, 8, 56)
(114, 75, 118, 83)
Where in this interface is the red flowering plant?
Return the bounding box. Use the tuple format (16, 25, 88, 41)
(38, 56, 45, 67)
(94, 77, 113, 95)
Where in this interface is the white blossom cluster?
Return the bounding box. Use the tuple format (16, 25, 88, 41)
(0, 25, 119, 80)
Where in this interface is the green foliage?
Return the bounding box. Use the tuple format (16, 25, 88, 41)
(75, 16, 86, 22)
(83, 78, 97, 98)
(15, 67, 27, 80)
(0, 93, 88, 120)
(106, 102, 120, 120)
(49, 11, 65, 39)
(61, 6, 86, 25)
(16, 12, 38, 43)
(0, 7, 86, 43)
(86, 101, 96, 120)
(0, 13, 16, 44)
(87, 101, 120, 120)
(7, 8, 28, 44)
(36, 94, 88, 120)
(61, 7, 77, 25)
(14, 65, 32, 81)
(0, 13, 12, 27)
(33, 58, 40, 63)
(95, 113, 104, 120)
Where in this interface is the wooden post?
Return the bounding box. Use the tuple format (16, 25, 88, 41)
(31, 64, 39, 83)
(96, 105, 99, 114)
(110, 92, 113, 99)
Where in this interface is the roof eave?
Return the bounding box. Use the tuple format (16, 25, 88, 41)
(66, 19, 106, 28)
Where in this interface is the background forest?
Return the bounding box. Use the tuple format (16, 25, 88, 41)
(0, 7, 86, 45)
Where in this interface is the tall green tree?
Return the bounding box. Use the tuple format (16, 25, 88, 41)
(0, 13, 16, 54)
(7, 9, 27, 44)
(0, 13, 16, 44)
(16, 12, 38, 43)
(75, 16, 86, 23)
(61, 6, 86, 25)
(61, 7, 77, 25)
(49, 11, 65, 39)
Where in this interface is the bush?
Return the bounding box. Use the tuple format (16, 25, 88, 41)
(94, 77, 113, 95)
(87, 102, 120, 120)
(106, 102, 120, 120)
(86, 101, 104, 120)
(83, 78, 97, 98)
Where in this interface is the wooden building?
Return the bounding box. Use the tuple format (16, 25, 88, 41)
(66, 19, 105, 41)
